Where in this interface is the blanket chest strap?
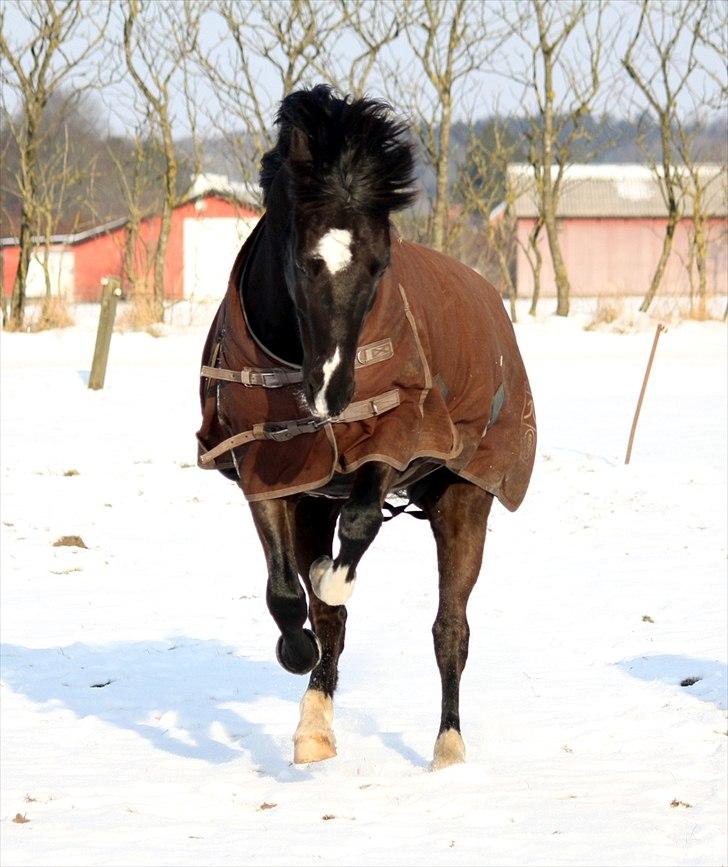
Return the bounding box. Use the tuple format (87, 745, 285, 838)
(200, 338, 393, 388)
(198, 388, 400, 467)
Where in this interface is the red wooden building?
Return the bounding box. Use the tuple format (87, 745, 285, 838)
(497, 164, 728, 298)
(1, 176, 261, 302)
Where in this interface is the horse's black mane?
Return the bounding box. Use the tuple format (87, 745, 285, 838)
(260, 84, 417, 215)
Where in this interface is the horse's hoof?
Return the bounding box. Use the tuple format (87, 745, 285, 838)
(294, 731, 337, 763)
(275, 629, 322, 675)
(431, 729, 466, 770)
(293, 690, 336, 763)
(309, 556, 355, 606)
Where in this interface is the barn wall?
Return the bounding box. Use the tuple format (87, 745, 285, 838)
(182, 215, 258, 299)
(159, 198, 259, 301)
(2, 245, 75, 298)
(515, 217, 728, 298)
(2, 196, 261, 303)
(73, 228, 126, 301)
(2, 247, 19, 296)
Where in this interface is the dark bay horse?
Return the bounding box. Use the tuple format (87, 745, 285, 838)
(197, 85, 535, 769)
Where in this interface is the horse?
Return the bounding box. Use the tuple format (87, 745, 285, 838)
(197, 85, 536, 770)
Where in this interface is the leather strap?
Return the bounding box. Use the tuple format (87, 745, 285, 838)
(198, 388, 401, 467)
(331, 388, 399, 423)
(200, 338, 393, 388)
(200, 365, 302, 387)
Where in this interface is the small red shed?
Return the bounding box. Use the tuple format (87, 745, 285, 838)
(1, 176, 261, 302)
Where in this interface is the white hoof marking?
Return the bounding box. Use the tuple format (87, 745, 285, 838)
(310, 556, 355, 606)
(294, 689, 336, 763)
(431, 729, 466, 770)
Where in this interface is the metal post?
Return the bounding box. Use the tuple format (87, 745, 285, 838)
(625, 323, 665, 465)
(88, 277, 122, 390)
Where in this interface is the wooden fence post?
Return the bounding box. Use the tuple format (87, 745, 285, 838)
(88, 277, 122, 390)
(625, 323, 665, 465)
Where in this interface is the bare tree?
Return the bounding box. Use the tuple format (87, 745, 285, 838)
(201, 0, 346, 191)
(338, 0, 405, 97)
(502, 0, 608, 316)
(673, 3, 726, 317)
(456, 119, 524, 321)
(401, 0, 505, 253)
(622, 0, 710, 313)
(101, 112, 158, 298)
(34, 122, 77, 301)
(0, 0, 109, 328)
(121, 0, 204, 319)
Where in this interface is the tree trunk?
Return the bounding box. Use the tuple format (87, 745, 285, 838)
(639, 213, 677, 313)
(11, 214, 34, 328)
(640, 117, 680, 314)
(431, 98, 452, 253)
(122, 216, 140, 295)
(691, 186, 708, 319)
(10, 109, 39, 329)
(544, 204, 571, 316)
(152, 200, 171, 320)
(541, 48, 571, 317)
(151, 125, 177, 321)
(528, 220, 544, 317)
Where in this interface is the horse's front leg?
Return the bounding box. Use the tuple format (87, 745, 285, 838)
(248, 497, 321, 675)
(309, 462, 395, 606)
(413, 472, 494, 770)
(291, 496, 344, 763)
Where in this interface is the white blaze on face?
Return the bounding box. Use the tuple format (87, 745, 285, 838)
(314, 346, 341, 418)
(315, 229, 352, 274)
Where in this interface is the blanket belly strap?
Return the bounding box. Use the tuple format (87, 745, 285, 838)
(198, 388, 401, 468)
(200, 338, 393, 388)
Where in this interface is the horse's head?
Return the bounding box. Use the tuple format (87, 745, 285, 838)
(260, 85, 417, 419)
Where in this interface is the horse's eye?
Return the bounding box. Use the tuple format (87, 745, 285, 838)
(371, 258, 389, 277)
(308, 257, 325, 278)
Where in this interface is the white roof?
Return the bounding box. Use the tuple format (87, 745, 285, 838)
(504, 163, 727, 218)
(185, 173, 262, 207)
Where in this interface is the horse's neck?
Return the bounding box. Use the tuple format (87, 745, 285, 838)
(243, 216, 302, 365)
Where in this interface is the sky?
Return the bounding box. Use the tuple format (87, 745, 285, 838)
(1, 0, 726, 141)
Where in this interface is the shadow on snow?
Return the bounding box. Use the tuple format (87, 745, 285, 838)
(1, 637, 310, 780)
(1, 637, 429, 777)
(619, 654, 727, 711)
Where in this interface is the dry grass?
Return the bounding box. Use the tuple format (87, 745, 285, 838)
(116, 295, 164, 333)
(4, 297, 75, 332)
(584, 297, 625, 331)
(676, 299, 723, 322)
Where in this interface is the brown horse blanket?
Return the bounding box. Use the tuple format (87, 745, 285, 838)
(197, 217, 536, 510)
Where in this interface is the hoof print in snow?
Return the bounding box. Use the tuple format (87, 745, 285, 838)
(680, 676, 702, 687)
(13, 813, 30, 824)
(53, 535, 87, 549)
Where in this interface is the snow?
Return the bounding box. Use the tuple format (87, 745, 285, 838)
(1, 303, 726, 866)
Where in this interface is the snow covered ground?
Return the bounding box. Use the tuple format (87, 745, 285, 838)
(1, 301, 726, 866)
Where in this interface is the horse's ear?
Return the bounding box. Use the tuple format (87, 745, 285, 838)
(289, 126, 312, 164)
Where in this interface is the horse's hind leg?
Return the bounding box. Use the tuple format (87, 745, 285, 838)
(413, 472, 494, 770)
(292, 496, 345, 763)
